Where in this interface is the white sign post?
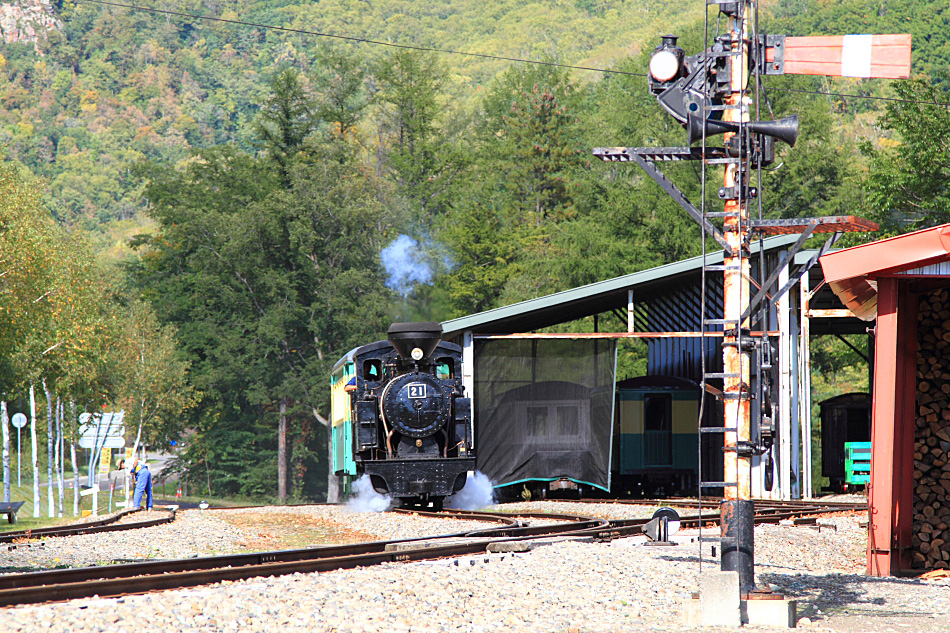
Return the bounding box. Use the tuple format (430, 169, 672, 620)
(11, 413, 26, 488)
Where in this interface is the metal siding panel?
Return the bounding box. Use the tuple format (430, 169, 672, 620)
(618, 434, 644, 472)
(894, 261, 950, 276)
(673, 433, 698, 470)
(442, 235, 801, 336)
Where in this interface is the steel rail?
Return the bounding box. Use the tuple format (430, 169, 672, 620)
(0, 501, 346, 542)
(0, 501, 569, 544)
(0, 498, 864, 543)
(0, 508, 525, 591)
(595, 500, 866, 539)
(552, 498, 867, 512)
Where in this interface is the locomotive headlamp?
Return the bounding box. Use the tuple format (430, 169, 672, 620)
(411, 347, 425, 361)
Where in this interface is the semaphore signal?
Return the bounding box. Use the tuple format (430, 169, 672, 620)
(594, 0, 910, 626)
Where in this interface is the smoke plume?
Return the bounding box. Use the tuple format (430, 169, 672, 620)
(381, 234, 432, 296)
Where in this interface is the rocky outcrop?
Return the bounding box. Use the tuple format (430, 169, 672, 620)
(0, 0, 61, 48)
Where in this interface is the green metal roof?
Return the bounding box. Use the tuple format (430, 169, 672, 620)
(441, 234, 802, 338)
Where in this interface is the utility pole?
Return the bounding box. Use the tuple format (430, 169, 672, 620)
(595, 0, 911, 622)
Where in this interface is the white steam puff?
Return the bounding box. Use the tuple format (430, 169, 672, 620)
(346, 474, 392, 513)
(381, 234, 432, 296)
(445, 471, 496, 510)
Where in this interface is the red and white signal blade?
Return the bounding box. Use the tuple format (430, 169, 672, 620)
(768, 34, 911, 79)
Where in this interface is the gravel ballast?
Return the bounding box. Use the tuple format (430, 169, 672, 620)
(3, 501, 949, 633)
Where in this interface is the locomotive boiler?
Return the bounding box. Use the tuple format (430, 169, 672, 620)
(330, 322, 474, 509)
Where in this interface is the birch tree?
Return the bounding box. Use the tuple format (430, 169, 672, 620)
(2, 401, 9, 504)
(113, 300, 193, 457)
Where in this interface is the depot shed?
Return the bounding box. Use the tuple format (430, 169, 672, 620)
(820, 224, 950, 576)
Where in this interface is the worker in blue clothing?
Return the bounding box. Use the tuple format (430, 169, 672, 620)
(128, 456, 153, 511)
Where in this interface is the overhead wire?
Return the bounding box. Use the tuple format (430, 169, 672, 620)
(79, 0, 950, 108)
(768, 85, 950, 108)
(80, 0, 644, 78)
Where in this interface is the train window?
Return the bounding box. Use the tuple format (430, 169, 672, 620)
(363, 360, 382, 381)
(556, 406, 579, 435)
(521, 402, 587, 441)
(527, 406, 547, 436)
(435, 357, 454, 379)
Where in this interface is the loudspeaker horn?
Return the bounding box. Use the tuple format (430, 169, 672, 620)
(687, 114, 799, 147)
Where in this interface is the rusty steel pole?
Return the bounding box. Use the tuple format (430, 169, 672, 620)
(720, 1, 756, 594)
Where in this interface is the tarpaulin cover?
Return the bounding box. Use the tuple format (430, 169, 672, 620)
(474, 339, 617, 491)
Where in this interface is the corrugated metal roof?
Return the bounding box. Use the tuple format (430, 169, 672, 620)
(441, 234, 802, 337)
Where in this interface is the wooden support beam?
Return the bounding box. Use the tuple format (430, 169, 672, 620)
(804, 308, 857, 318)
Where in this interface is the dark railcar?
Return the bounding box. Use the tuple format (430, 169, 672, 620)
(819, 392, 871, 492)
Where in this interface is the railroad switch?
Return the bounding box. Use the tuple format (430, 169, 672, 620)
(642, 507, 681, 546)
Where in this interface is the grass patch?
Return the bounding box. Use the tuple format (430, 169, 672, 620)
(0, 481, 108, 533)
(214, 511, 378, 549)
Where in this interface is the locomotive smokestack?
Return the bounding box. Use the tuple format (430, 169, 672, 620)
(387, 322, 442, 361)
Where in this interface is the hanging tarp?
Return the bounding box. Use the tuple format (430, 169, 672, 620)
(474, 338, 617, 491)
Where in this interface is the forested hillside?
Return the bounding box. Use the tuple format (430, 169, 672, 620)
(0, 0, 947, 500)
(0, 0, 703, 231)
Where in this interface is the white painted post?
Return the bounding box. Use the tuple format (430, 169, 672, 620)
(30, 384, 39, 518)
(789, 283, 802, 501)
(777, 262, 792, 501)
(795, 273, 811, 500)
(79, 482, 100, 516)
(462, 330, 475, 449)
(71, 443, 79, 516)
(627, 290, 635, 333)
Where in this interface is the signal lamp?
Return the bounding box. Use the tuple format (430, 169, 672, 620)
(647, 35, 685, 95)
(650, 49, 681, 82)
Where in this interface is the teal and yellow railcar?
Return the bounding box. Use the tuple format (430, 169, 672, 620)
(613, 376, 700, 495)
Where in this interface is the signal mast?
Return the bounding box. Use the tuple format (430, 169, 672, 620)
(595, 0, 910, 607)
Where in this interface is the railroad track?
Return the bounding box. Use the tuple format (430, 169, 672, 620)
(0, 506, 177, 544)
(0, 497, 863, 543)
(0, 501, 330, 543)
(599, 500, 864, 539)
(0, 498, 866, 607)
(0, 508, 606, 606)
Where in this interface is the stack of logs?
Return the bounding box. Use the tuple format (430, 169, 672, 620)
(914, 289, 950, 569)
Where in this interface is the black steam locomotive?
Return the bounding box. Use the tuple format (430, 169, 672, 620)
(330, 322, 475, 509)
